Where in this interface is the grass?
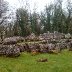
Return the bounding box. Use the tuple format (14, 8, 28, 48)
(0, 50, 72, 72)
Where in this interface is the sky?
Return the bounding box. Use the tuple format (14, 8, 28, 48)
(4, 0, 71, 22)
(5, 0, 54, 13)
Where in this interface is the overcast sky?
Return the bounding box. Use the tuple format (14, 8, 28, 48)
(5, 0, 71, 14)
(4, 0, 71, 22)
(5, 0, 54, 13)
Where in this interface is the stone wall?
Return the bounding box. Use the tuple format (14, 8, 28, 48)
(0, 32, 72, 57)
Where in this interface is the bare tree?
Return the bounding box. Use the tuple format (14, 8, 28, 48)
(0, 0, 8, 25)
(0, 0, 8, 42)
(66, 0, 72, 33)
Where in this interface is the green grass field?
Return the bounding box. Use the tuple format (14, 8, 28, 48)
(0, 50, 72, 72)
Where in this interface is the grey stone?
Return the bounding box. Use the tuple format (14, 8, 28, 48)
(6, 45, 20, 57)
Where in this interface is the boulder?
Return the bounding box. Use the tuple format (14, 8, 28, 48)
(24, 43, 30, 52)
(48, 43, 56, 51)
(39, 44, 49, 53)
(6, 45, 20, 57)
(39, 34, 45, 41)
(3, 36, 24, 45)
(65, 33, 71, 39)
(16, 44, 26, 52)
(50, 39, 58, 44)
(3, 37, 17, 45)
(0, 45, 8, 55)
(16, 36, 24, 42)
(55, 43, 62, 52)
(28, 43, 40, 53)
(45, 43, 60, 54)
(67, 42, 72, 51)
(25, 33, 39, 41)
(55, 43, 67, 52)
(59, 39, 70, 43)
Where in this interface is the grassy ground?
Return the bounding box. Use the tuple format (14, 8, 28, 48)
(0, 50, 72, 72)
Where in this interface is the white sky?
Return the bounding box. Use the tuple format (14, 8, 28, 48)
(5, 0, 72, 14)
(4, 0, 71, 22)
(5, 0, 54, 13)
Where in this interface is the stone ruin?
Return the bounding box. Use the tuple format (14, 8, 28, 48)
(25, 33, 39, 41)
(0, 45, 20, 57)
(0, 32, 72, 57)
(0, 36, 24, 57)
(3, 36, 24, 45)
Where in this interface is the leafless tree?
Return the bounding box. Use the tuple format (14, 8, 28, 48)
(0, 0, 9, 25)
(0, 0, 9, 41)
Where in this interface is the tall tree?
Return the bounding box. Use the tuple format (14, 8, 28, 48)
(0, 0, 8, 41)
(52, 0, 64, 33)
(40, 12, 46, 33)
(45, 4, 53, 32)
(16, 8, 31, 36)
(66, 0, 72, 33)
(30, 12, 41, 35)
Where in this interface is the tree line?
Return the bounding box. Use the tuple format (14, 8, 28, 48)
(0, 0, 72, 38)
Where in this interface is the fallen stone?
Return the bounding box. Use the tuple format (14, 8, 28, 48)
(37, 58, 48, 62)
(6, 45, 20, 57)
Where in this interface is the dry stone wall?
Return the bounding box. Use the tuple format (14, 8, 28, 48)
(0, 32, 72, 57)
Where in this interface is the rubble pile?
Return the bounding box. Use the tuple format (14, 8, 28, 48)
(0, 31, 72, 57)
